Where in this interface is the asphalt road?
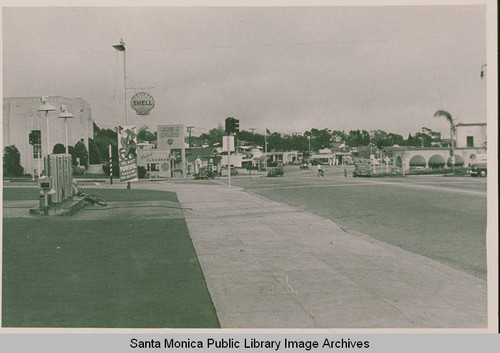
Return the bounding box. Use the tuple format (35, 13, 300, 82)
(227, 165, 488, 280)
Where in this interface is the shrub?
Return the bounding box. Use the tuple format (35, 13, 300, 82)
(53, 143, 66, 154)
(72, 165, 86, 176)
(88, 138, 102, 164)
(3, 145, 24, 177)
(137, 166, 147, 179)
(407, 167, 467, 176)
(74, 141, 89, 167)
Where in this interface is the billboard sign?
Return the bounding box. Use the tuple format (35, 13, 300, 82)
(117, 126, 138, 182)
(137, 149, 173, 177)
(157, 124, 185, 150)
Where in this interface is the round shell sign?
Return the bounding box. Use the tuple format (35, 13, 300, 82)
(130, 91, 155, 115)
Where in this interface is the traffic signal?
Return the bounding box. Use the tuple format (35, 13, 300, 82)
(233, 118, 240, 133)
(225, 117, 240, 134)
(225, 117, 233, 134)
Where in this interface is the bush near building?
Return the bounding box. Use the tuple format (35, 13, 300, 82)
(88, 138, 101, 164)
(73, 141, 89, 167)
(3, 145, 24, 177)
(53, 143, 66, 154)
(137, 166, 147, 179)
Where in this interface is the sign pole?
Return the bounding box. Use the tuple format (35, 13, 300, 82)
(181, 145, 186, 178)
(109, 144, 113, 185)
(228, 135, 231, 188)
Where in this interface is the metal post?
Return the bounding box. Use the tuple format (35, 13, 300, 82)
(123, 47, 128, 126)
(37, 118, 41, 178)
(109, 144, 113, 185)
(64, 118, 69, 153)
(181, 146, 186, 178)
(450, 126, 455, 171)
(228, 146, 231, 188)
(45, 111, 50, 156)
(265, 132, 268, 173)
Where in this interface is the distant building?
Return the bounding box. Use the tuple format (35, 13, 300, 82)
(187, 146, 220, 174)
(3, 96, 93, 176)
(455, 123, 487, 149)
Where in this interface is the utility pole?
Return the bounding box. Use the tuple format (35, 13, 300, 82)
(187, 126, 194, 148)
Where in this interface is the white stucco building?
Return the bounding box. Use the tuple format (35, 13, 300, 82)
(3, 96, 93, 176)
(455, 123, 487, 149)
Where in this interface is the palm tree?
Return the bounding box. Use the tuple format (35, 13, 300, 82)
(434, 110, 456, 170)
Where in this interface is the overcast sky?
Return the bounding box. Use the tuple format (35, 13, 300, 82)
(2, 4, 488, 138)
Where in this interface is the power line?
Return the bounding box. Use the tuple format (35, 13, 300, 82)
(3, 34, 481, 57)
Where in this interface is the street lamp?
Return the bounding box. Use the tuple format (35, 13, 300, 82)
(113, 38, 131, 189)
(37, 97, 57, 157)
(58, 105, 74, 153)
(112, 38, 128, 125)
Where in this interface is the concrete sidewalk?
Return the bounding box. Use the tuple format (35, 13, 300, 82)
(140, 182, 487, 328)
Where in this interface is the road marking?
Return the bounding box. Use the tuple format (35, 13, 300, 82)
(246, 179, 486, 196)
(355, 179, 487, 196)
(249, 182, 375, 191)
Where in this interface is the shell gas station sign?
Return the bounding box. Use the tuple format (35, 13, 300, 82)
(130, 91, 155, 115)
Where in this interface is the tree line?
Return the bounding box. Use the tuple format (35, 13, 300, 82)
(3, 122, 443, 177)
(193, 126, 441, 152)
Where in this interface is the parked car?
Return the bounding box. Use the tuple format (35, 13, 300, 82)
(353, 163, 372, 177)
(467, 154, 487, 177)
(268, 163, 284, 177)
(194, 167, 215, 180)
(267, 168, 284, 177)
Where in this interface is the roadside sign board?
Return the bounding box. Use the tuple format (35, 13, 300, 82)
(117, 126, 139, 182)
(223, 136, 235, 152)
(384, 157, 391, 164)
(157, 124, 185, 149)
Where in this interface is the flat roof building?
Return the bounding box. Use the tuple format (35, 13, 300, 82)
(3, 96, 93, 176)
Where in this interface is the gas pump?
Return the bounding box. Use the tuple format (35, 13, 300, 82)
(38, 176, 54, 216)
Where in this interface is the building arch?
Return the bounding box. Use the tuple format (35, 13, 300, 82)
(409, 155, 426, 167)
(428, 154, 445, 169)
(447, 155, 464, 167)
(395, 156, 402, 167)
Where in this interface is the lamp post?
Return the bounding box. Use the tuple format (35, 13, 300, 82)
(58, 105, 74, 153)
(37, 97, 57, 158)
(113, 39, 132, 189)
(112, 38, 128, 125)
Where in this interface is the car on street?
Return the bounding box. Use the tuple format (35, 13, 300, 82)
(467, 154, 487, 177)
(194, 167, 215, 180)
(353, 163, 372, 177)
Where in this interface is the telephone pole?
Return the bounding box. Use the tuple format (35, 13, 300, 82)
(249, 128, 256, 147)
